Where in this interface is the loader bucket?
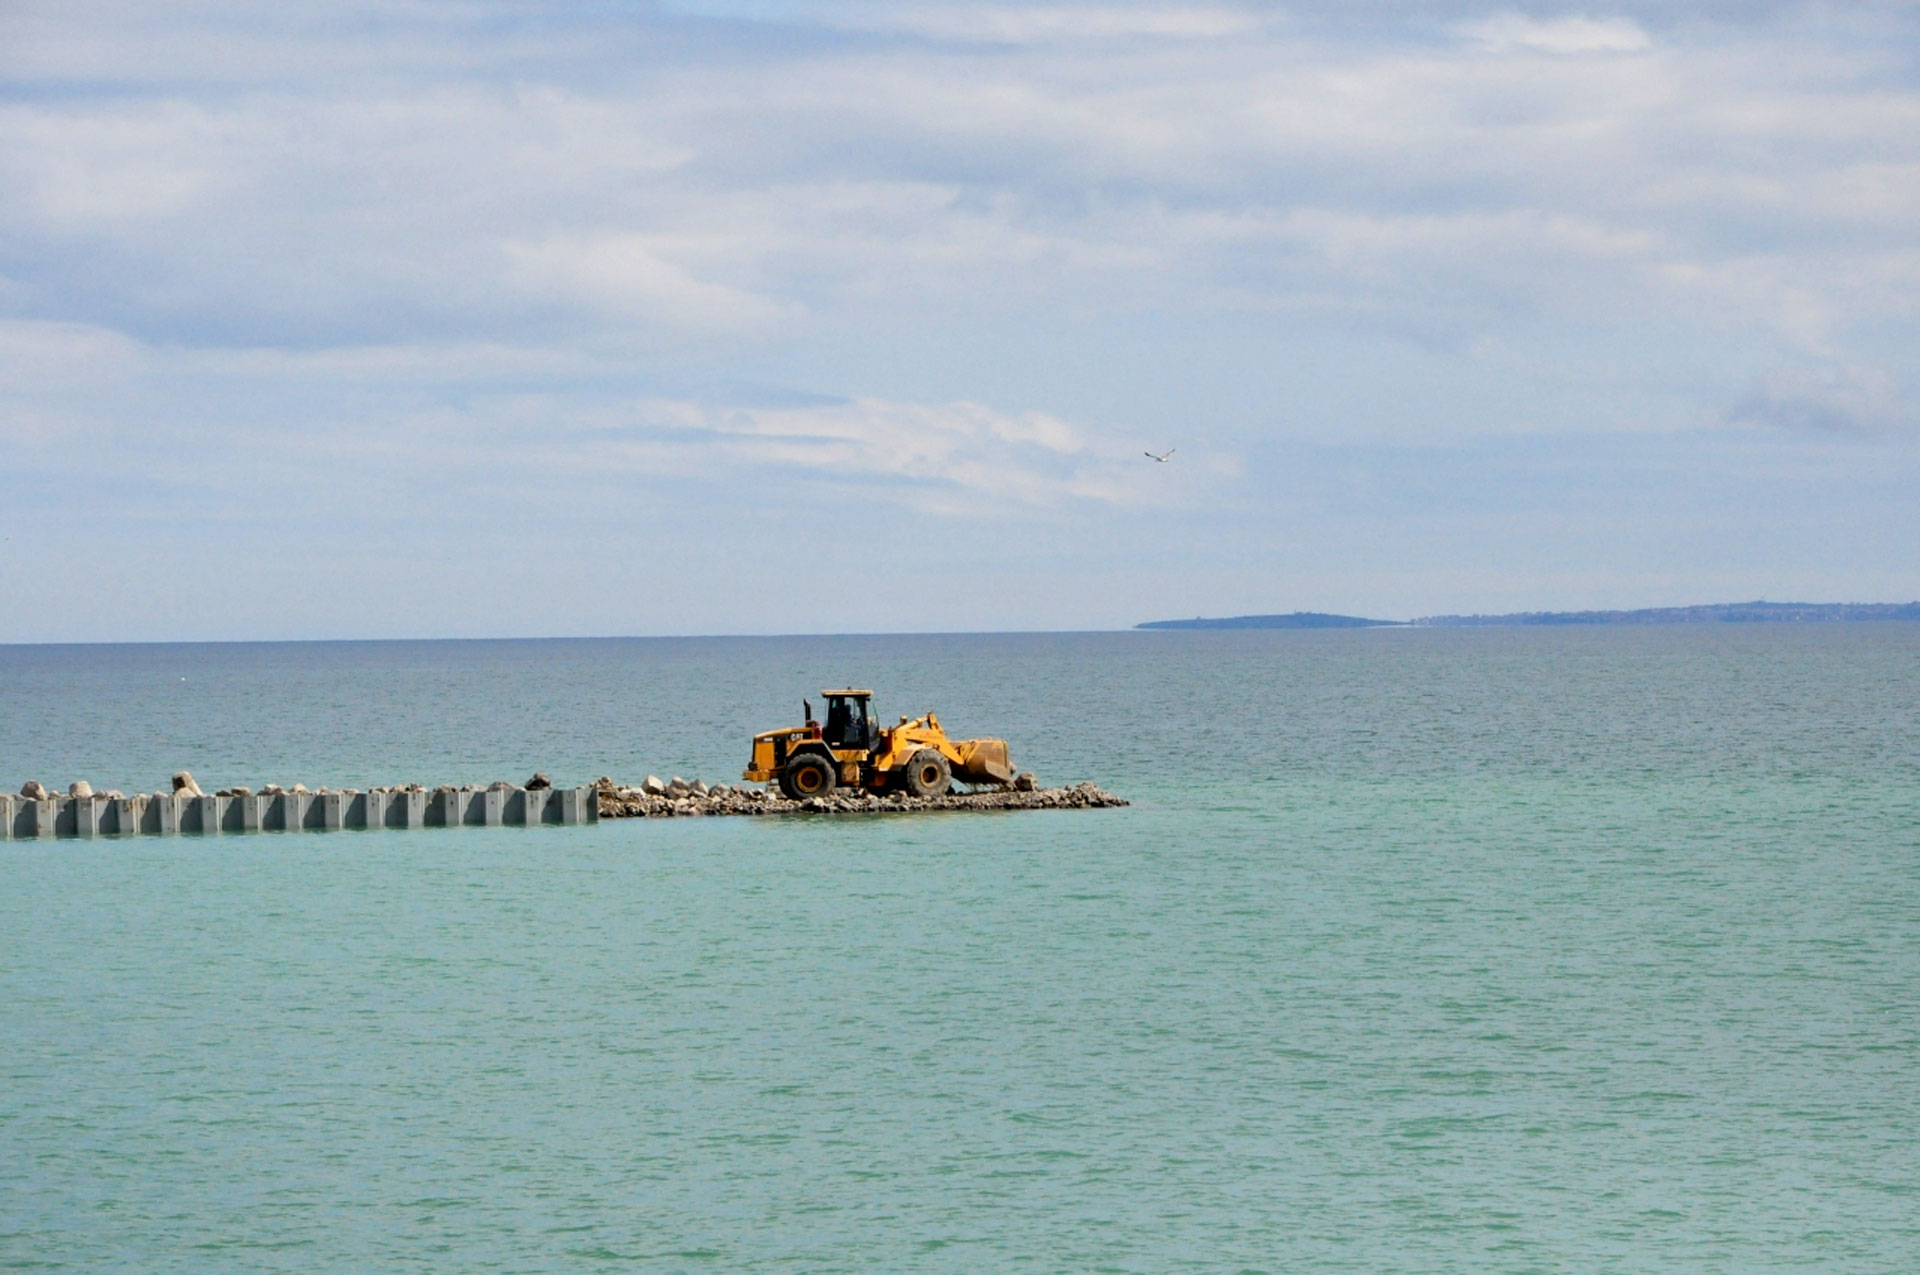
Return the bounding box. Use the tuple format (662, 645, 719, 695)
(952, 737, 1014, 785)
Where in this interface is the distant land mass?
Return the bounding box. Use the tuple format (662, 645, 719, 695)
(1412, 601, 1920, 626)
(1136, 611, 1400, 630)
(1137, 601, 1920, 630)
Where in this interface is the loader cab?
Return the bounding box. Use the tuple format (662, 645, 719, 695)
(822, 689, 877, 752)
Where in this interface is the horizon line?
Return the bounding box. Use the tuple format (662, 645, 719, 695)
(10, 598, 1920, 648)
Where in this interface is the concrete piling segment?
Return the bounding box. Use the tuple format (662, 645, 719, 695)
(1, 784, 597, 840)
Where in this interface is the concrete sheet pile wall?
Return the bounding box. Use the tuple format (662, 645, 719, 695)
(1, 786, 596, 839)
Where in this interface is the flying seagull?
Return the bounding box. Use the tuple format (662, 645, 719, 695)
(1144, 448, 1176, 463)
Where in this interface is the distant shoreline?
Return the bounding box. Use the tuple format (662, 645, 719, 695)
(1136, 601, 1920, 630)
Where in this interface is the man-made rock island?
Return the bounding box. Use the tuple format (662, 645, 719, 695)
(593, 774, 1127, 818)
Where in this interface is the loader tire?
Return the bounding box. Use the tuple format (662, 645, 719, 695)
(781, 753, 837, 800)
(902, 749, 951, 798)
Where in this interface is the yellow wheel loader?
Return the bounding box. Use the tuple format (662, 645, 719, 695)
(744, 690, 1015, 800)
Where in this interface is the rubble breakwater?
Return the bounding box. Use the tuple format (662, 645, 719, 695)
(5, 771, 594, 838)
(593, 775, 1128, 817)
(5, 771, 1126, 838)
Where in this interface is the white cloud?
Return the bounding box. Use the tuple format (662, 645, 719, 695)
(1461, 15, 1653, 55)
(1654, 257, 1845, 350)
(504, 234, 795, 329)
(0, 317, 147, 382)
(575, 395, 1226, 513)
(828, 3, 1265, 43)
(0, 102, 247, 226)
(1728, 364, 1909, 435)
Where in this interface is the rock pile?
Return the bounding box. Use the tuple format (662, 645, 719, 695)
(21, 779, 126, 801)
(593, 776, 1126, 819)
(22, 776, 462, 802)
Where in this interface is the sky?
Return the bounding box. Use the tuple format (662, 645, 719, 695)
(2, 0, 1917, 640)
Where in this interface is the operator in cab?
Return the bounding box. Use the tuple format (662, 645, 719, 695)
(826, 695, 868, 749)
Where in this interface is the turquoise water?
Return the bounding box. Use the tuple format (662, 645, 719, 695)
(3, 628, 1918, 1270)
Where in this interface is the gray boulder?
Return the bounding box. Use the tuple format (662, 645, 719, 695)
(526, 773, 552, 790)
(20, 780, 48, 800)
(642, 775, 668, 796)
(69, 780, 94, 799)
(172, 771, 204, 796)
